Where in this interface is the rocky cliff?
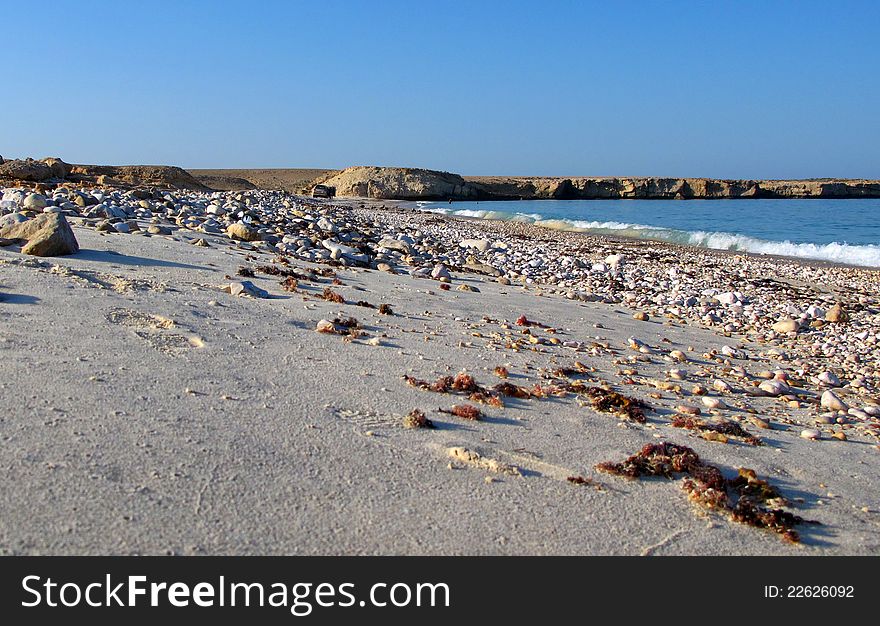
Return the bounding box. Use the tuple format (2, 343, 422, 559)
(0, 157, 210, 191)
(317, 166, 880, 200)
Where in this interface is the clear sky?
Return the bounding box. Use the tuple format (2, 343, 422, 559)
(3, 0, 878, 178)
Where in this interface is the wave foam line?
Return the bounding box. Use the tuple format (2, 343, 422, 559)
(423, 206, 880, 267)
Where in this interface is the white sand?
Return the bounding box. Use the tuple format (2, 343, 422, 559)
(1, 224, 878, 555)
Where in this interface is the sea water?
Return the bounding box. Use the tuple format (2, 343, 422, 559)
(420, 198, 880, 268)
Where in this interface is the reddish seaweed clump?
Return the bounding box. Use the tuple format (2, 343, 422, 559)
(596, 442, 815, 543)
(584, 387, 647, 423)
(403, 409, 434, 429)
(492, 382, 533, 399)
(403, 372, 503, 407)
(671, 416, 762, 446)
(567, 475, 604, 490)
(440, 404, 483, 421)
(322, 288, 345, 303)
(493, 366, 509, 379)
(378, 304, 394, 315)
(280, 277, 298, 292)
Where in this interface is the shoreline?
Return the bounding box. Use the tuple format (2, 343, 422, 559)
(352, 197, 880, 273)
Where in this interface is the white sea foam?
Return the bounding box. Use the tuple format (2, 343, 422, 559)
(422, 206, 880, 267)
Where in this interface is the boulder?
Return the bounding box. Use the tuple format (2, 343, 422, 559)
(226, 222, 262, 241)
(0, 212, 79, 256)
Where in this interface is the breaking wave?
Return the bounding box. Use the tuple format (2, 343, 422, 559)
(424, 207, 880, 267)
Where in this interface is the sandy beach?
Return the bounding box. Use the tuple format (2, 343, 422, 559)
(1, 182, 879, 556)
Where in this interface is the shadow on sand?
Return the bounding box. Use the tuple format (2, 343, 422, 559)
(73, 249, 209, 271)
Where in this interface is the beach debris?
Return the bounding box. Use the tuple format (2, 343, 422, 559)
(403, 409, 434, 429)
(446, 447, 521, 476)
(236, 266, 255, 277)
(583, 387, 647, 422)
(321, 287, 345, 303)
(439, 404, 483, 420)
(316, 319, 336, 333)
(493, 366, 509, 379)
(280, 277, 298, 292)
(671, 416, 762, 445)
(567, 475, 604, 490)
(403, 372, 504, 407)
(597, 442, 815, 542)
(492, 381, 533, 399)
(223, 280, 269, 298)
(378, 303, 393, 315)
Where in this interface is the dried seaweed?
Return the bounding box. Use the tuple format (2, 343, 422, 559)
(333, 317, 360, 329)
(439, 404, 483, 420)
(237, 266, 255, 277)
(671, 416, 762, 446)
(403, 372, 503, 406)
(403, 409, 434, 429)
(280, 277, 298, 292)
(493, 366, 509, 379)
(355, 300, 375, 308)
(584, 387, 647, 423)
(378, 303, 394, 315)
(492, 382, 533, 399)
(256, 264, 308, 279)
(515, 315, 547, 328)
(567, 475, 604, 490)
(321, 287, 345, 303)
(597, 442, 815, 542)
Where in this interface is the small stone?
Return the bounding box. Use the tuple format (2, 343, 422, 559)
(677, 404, 701, 416)
(800, 428, 821, 440)
(832, 432, 847, 441)
(431, 264, 451, 280)
(720, 345, 739, 358)
(147, 224, 172, 235)
(22, 193, 47, 210)
(712, 379, 732, 393)
(633, 311, 649, 321)
(771, 318, 800, 334)
(817, 371, 841, 387)
(759, 380, 789, 396)
(825, 303, 847, 323)
(669, 350, 687, 362)
(820, 390, 848, 412)
(316, 319, 335, 333)
(749, 416, 771, 429)
(702, 397, 725, 409)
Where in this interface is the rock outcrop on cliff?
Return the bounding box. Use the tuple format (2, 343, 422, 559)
(316, 166, 483, 200)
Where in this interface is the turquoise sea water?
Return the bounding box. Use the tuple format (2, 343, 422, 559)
(420, 198, 880, 267)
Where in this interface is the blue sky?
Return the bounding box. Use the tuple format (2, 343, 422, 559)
(3, 0, 878, 178)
